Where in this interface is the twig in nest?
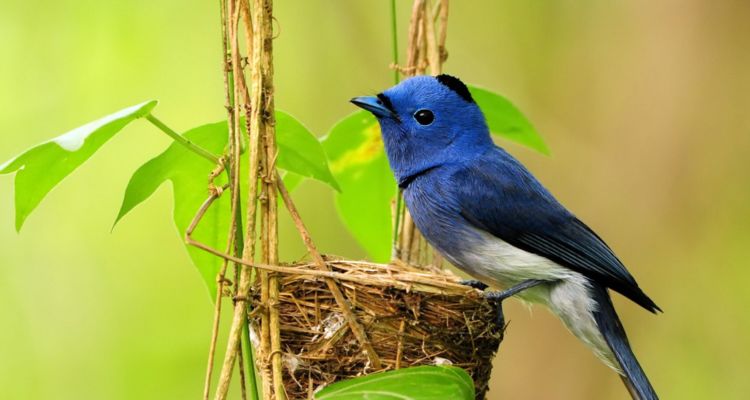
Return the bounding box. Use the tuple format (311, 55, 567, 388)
(277, 172, 382, 369)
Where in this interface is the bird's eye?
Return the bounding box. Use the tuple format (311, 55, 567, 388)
(413, 109, 434, 125)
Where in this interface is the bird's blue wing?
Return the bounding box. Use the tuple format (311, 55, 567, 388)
(451, 150, 659, 312)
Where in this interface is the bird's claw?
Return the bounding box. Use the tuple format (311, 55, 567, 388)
(483, 279, 548, 329)
(483, 292, 508, 328)
(459, 279, 489, 291)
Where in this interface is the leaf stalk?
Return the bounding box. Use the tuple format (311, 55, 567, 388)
(145, 114, 221, 164)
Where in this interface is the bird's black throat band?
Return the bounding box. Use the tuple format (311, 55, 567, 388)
(398, 165, 441, 189)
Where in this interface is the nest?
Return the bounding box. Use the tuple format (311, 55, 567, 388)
(249, 257, 503, 399)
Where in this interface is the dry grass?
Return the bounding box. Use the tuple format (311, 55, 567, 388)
(248, 257, 503, 399)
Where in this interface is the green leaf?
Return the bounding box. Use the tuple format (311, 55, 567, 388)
(314, 366, 475, 400)
(469, 84, 550, 155)
(281, 171, 305, 192)
(0, 100, 157, 231)
(115, 112, 338, 298)
(276, 110, 340, 191)
(115, 121, 230, 300)
(321, 111, 395, 262)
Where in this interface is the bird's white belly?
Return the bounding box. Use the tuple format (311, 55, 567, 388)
(450, 228, 577, 295)
(446, 228, 620, 371)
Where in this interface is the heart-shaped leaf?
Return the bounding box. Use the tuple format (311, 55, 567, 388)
(276, 111, 340, 191)
(114, 111, 338, 298)
(314, 366, 475, 400)
(0, 101, 157, 231)
(115, 121, 230, 300)
(469, 84, 549, 155)
(321, 111, 396, 262)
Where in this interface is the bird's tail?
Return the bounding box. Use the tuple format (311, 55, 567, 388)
(590, 285, 658, 400)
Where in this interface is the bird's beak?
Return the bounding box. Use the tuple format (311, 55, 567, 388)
(350, 96, 395, 119)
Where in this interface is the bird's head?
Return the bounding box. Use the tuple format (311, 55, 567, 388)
(351, 74, 492, 184)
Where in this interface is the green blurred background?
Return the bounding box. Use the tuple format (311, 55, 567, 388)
(1, 1, 748, 399)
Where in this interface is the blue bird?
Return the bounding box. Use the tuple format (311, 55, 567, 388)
(352, 75, 660, 400)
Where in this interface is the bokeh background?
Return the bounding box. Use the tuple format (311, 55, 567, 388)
(1, 1, 749, 399)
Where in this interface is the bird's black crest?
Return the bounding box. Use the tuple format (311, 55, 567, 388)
(436, 74, 474, 103)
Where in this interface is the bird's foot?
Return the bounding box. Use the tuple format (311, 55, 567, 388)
(484, 279, 547, 328)
(459, 279, 489, 291)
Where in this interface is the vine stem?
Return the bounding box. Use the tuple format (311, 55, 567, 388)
(206, 0, 243, 399)
(211, 0, 261, 399)
(145, 114, 220, 164)
(237, 0, 262, 396)
(395, 0, 425, 263)
(394, 0, 449, 265)
(390, 0, 404, 252)
(253, 0, 284, 396)
(214, 0, 285, 398)
(203, 215, 236, 400)
(390, 0, 400, 85)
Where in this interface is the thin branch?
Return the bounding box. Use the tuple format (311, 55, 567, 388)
(404, 0, 425, 74)
(214, 0, 282, 398)
(203, 205, 236, 400)
(248, 0, 273, 397)
(395, 319, 406, 370)
(437, 0, 449, 62)
(415, 4, 427, 75)
(390, 0, 404, 250)
(276, 173, 382, 369)
(219, 0, 234, 120)
(182, 189, 468, 290)
(183, 188, 460, 292)
(186, 169, 244, 400)
(237, 2, 261, 394)
(186, 233, 470, 292)
(394, 0, 450, 266)
(390, 0, 400, 85)
(237, 339, 248, 400)
(213, 0, 261, 398)
(392, 193, 403, 257)
(255, 0, 284, 396)
(393, 0, 426, 263)
(202, 151, 229, 399)
(145, 114, 220, 164)
(240, 0, 254, 67)
(423, 0, 441, 75)
(399, 211, 416, 263)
